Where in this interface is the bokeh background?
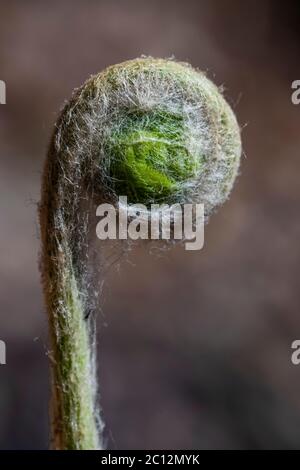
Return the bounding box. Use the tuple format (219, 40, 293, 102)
(1, 0, 300, 450)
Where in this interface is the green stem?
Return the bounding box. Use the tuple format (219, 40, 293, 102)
(40, 135, 103, 450)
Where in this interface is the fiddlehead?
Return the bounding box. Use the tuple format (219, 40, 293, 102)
(39, 57, 241, 450)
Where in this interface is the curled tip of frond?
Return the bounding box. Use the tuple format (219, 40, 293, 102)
(55, 57, 241, 215)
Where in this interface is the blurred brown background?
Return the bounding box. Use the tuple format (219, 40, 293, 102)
(1, 0, 300, 450)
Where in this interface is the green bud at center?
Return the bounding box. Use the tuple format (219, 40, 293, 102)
(107, 110, 199, 204)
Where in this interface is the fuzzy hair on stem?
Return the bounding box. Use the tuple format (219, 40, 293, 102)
(39, 57, 241, 450)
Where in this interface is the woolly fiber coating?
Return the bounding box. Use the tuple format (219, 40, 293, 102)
(39, 57, 241, 450)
